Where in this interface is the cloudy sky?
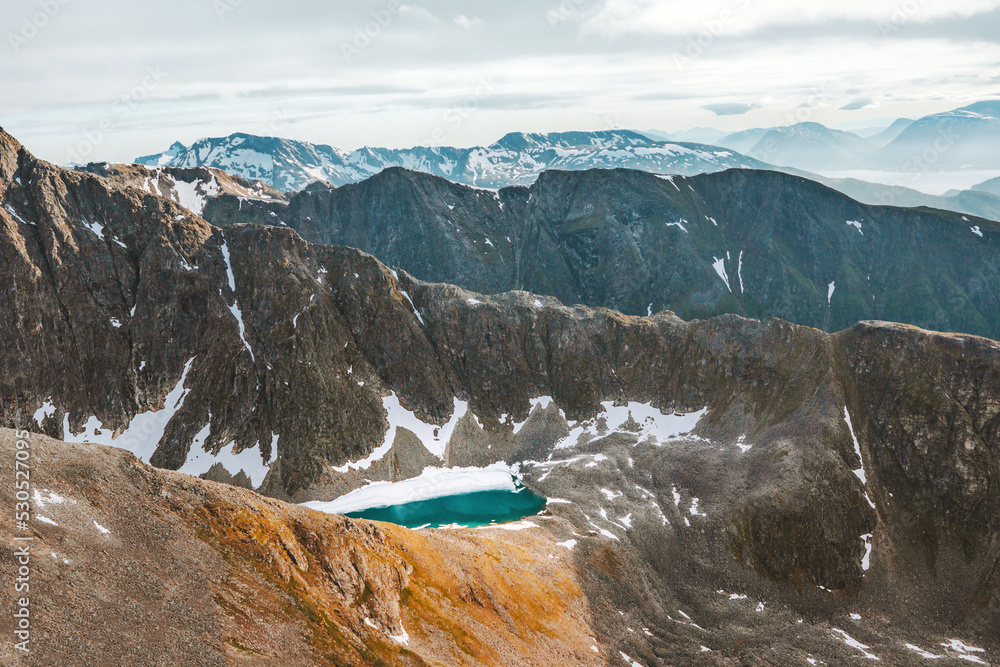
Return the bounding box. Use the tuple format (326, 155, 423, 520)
(2, 0, 999, 164)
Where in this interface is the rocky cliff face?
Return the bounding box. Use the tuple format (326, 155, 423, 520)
(203, 165, 1000, 340)
(2, 128, 999, 663)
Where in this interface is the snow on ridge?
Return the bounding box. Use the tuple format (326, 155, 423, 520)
(656, 174, 681, 191)
(171, 176, 220, 216)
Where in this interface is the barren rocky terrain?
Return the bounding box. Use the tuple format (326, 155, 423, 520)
(1, 127, 998, 665)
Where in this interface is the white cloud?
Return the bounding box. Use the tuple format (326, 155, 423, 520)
(1, 0, 998, 162)
(398, 4, 439, 23)
(454, 14, 483, 30)
(582, 0, 1000, 38)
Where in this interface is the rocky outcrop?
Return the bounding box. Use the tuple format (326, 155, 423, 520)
(75, 161, 285, 216)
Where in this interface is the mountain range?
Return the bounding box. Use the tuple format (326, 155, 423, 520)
(2, 125, 999, 664)
(131, 104, 1000, 223)
(678, 101, 1000, 172)
(136, 130, 769, 192)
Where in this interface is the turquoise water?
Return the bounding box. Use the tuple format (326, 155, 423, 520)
(344, 487, 548, 529)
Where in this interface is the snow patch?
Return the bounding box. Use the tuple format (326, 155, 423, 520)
(63, 357, 196, 464)
(220, 237, 236, 292)
(227, 302, 255, 362)
(84, 221, 105, 240)
(861, 533, 873, 572)
(554, 402, 707, 451)
(33, 489, 75, 508)
(905, 644, 941, 659)
(713, 257, 732, 292)
(178, 431, 276, 488)
(390, 623, 410, 646)
(33, 399, 56, 427)
(666, 220, 688, 233)
(844, 408, 875, 510)
(306, 463, 521, 515)
(737, 251, 746, 294)
(332, 394, 472, 472)
(400, 290, 425, 325)
(832, 629, 880, 661)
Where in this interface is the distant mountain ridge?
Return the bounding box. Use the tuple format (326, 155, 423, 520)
(718, 122, 870, 170)
(668, 101, 1000, 172)
(136, 130, 771, 192)
(200, 165, 1000, 340)
(135, 102, 1000, 221)
(871, 100, 1000, 170)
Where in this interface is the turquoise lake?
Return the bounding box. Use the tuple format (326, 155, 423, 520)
(344, 487, 548, 529)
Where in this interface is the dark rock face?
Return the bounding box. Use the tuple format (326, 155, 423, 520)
(202, 166, 1000, 340)
(2, 129, 999, 661)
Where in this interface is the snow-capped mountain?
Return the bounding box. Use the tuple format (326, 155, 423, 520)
(136, 130, 770, 192)
(870, 101, 1000, 170)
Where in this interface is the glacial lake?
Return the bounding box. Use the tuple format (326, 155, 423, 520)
(303, 466, 548, 529)
(343, 487, 548, 529)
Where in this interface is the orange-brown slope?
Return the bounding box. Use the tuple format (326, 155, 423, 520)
(0, 430, 601, 667)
